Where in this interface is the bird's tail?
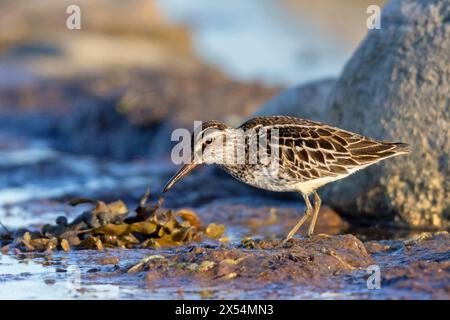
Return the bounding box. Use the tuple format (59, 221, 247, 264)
(391, 142, 411, 155)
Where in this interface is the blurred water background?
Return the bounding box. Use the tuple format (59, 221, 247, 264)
(157, 0, 386, 85)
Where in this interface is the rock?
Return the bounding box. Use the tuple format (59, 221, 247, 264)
(255, 0, 450, 229)
(363, 232, 450, 299)
(133, 232, 449, 298)
(133, 234, 374, 286)
(255, 78, 336, 120)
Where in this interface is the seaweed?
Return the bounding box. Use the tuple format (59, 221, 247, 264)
(0, 190, 225, 253)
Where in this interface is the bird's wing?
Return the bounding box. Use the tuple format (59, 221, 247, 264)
(267, 122, 404, 181)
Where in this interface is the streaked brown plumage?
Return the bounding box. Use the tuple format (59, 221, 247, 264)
(163, 116, 410, 241)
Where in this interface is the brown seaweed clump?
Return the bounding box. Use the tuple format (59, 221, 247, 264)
(0, 190, 225, 253)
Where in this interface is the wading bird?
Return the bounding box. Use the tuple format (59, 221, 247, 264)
(163, 116, 410, 241)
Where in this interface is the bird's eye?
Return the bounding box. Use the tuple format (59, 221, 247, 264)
(205, 138, 213, 145)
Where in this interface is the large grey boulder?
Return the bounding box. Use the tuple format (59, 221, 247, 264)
(255, 78, 336, 121)
(257, 0, 450, 229)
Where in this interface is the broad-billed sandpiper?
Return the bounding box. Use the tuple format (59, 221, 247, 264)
(163, 116, 410, 241)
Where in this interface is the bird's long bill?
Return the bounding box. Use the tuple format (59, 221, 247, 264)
(163, 162, 198, 193)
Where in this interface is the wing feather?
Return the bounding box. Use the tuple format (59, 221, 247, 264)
(239, 116, 409, 183)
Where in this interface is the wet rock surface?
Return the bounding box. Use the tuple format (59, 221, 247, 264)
(126, 232, 449, 299)
(128, 235, 374, 289)
(363, 232, 450, 299)
(2, 227, 448, 299)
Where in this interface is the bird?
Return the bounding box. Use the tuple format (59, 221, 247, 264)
(163, 116, 410, 241)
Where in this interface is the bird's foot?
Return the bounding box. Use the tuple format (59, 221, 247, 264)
(278, 235, 296, 248)
(279, 234, 308, 247)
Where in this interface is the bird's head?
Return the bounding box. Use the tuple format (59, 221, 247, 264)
(163, 120, 230, 193)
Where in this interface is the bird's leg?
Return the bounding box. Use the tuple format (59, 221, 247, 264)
(283, 193, 312, 242)
(307, 191, 321, 237)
